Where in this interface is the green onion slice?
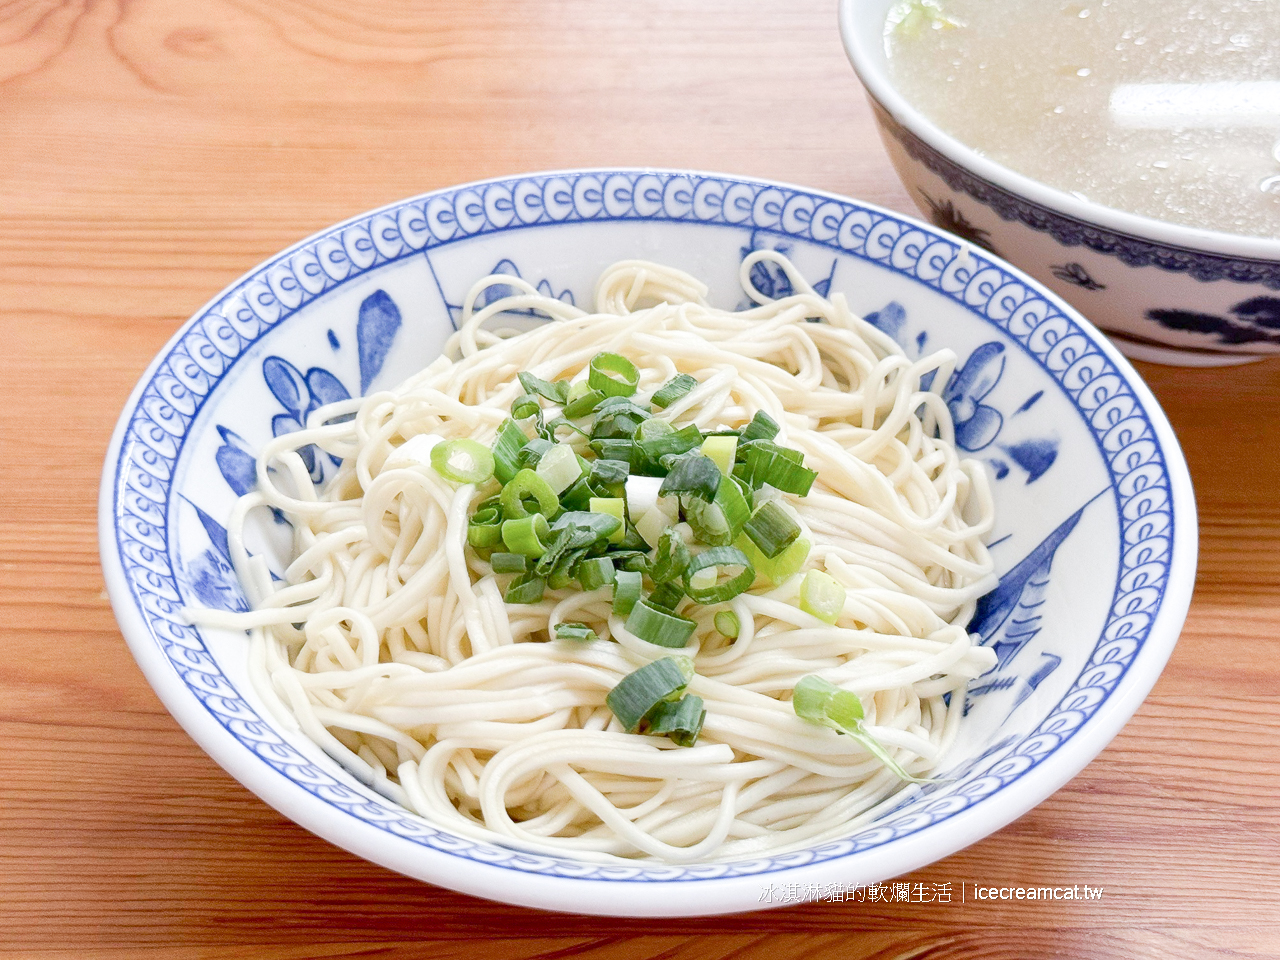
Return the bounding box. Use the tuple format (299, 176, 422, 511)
(625, 598, 697, 648)
(606, 656, 695, 733)
(430, 438, 495, 485)
(650, 527, 691, 584)
(489, 552, 528, 574)
(647, 580, 685, 610)
(575, 556, 616, 591)
(589, 458, 630, 488)
(792, 674, 929, 782)
(700, 434, 738, 476)
(467, 503, 504, 549)
(588, 352, 640, 398)
(612, 569, 643, 616)
(503, 571, 546, 604)
(740, 410, 781, 442)
(564, 386, 606, 419)
(588, 497, 627, 542)
(659, 453, 721, 502)
(799, 569, 845, 624)
(650, 373, 698, 408)
(684, 475, 751, 547)
(735, 532, 810, 586)
(501, 513, 551, 557)
(511, 393, 542, 422)
(500, 468, 560, 519)
(682, 546, 754, 603)
(518, 371, 569, 404)
(742, 500, 802, 559)
(554, 621, 597, 642)
(516, 437, 554, 469)
(636, 422, 703, 461)
(634, 417, 673, 446)
(491, 418, 529, 485)
(535, 443, 584, 494)
(713, 609, 740, 638)
(541, 416, 589, 441)
(734, 441, 817, 495)
(645, 694, 706, 747)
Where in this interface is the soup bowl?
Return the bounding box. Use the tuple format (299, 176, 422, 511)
(840, 0, 1280, 367)
(100, 168, 1196, 915)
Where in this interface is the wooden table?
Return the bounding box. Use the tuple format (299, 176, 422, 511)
(3, 1, 1278, 956)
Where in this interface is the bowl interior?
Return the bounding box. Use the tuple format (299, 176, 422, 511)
(103, 170, 1194, 915)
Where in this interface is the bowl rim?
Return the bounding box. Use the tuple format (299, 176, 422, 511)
(98, 165, 1199, 916)
(838, 0, 1280, 261)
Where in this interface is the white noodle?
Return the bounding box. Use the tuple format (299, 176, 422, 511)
(189, 251, 998, 863)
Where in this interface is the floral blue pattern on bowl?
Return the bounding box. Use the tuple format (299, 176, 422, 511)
(100, 169, 1196, 915)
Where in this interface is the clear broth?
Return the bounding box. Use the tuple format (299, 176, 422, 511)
(884, 0, 1280, 239)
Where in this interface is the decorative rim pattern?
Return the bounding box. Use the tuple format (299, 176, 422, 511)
(109, 169, 1177, 883)
(872, 106, 1280, 290)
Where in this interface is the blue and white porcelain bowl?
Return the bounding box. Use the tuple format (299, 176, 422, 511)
(99, 168, 1197, 916)
(840, 0, 1280, 367)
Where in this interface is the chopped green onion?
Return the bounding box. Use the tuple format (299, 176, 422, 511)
(541, 416, 589, 441)
(554, 621, 596, 642)
(636, 422, 703, 461)
(793, 675, 860, 724)
(546, 560, 582, 591)
(647, 581, 685, 610)
(799, 569, 845, 624)
(518, 371, 569, 404)
(532, 527, 582, 578)
(489, 552, 528, 574)
(467, 503, 504, 549)
(501, 513, 551, 557)
(589, 438, 647, 473)
(735, 533, 810, 586)
(516, 437, 554, 469)
(645, 694, 706, 747)
(575, 556, 616, 591)
(682, 546, 754, 603)
(700, 434, 738, 476)
(549, 510, 623, 541)
(589, 497, 627, 543)
(625, 598, 696, 648)
(740, 410, 780, 442)
(714, 609, 741, 638)
(588, 352, 640, 398)
(684, 475, 751, 547)
(595, 396, 652, 420)
(500, 468, 560, 519)
(650, 527, 691, 583)
(591, 407, 646, 441)
(511, 393, 542, 422)
(430, 438, 495, 485)
(492, 418, 529, 485)
(503, 571, 546, 604)
(742, 500, 802, 559)
(605, 656, 695, 732)
(635, 505, 674, 550)
(557, 474, 595, 511)
(635, 418, 673, 446)
(659, 453, 722, 502)
(734, 441, 818, 495)
(650, 373, 698, 408)
(590, 458, 630, 488)
(792, 674, 929, 783)
(612, 569, 643, 615)
(564, 386, 606, 418)
(536, 443, 585, 494)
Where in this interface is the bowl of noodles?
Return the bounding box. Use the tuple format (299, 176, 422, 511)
(99, 168, 1196, 916)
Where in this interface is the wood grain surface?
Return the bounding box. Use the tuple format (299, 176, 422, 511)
(2, 1, 1278, 957)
